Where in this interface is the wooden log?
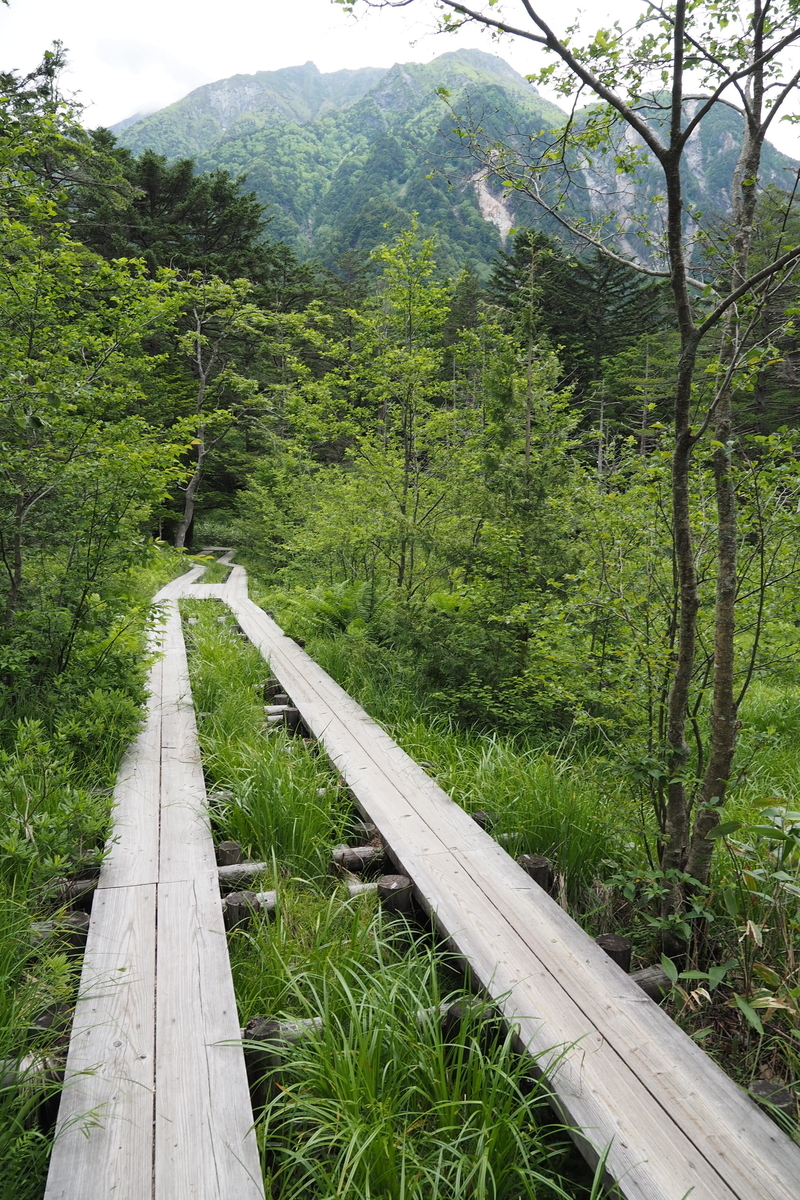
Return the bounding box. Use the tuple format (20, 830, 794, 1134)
(629, 964, 671, 1000)
(46, 877, 98, 909)
(216, 840, 244, 867)
(596, 934, 633, 974)
(272, 693, 290, 706)
(222, 891, 260, 931)
(517, 854, 555, 892)
(750, 1081, 796, 1119)
(377, 874, 414, 913)
(0, 1053, 63, 1097)
(30, 1002, 72, 1034)
(346, 881, 378, 898)
(242, 1016, 323, 1107)
(253, 890, 277, 913)
(283, 707, 302, 732)
(218, 861, 269, 889)
(470, 810, 498, 831)
(332, 844, 385, 874)
(263, 706, 302, 732)
(350, 818, 378, 841)
(31, 911, 91, 952)
(442, 998, 502, 1044)
(221, 889, 278, 929)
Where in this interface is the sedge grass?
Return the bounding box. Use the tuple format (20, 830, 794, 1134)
(256, 934, 596, 1200)
(183, 601, 350, 875)
(183, 601, 604, 1198)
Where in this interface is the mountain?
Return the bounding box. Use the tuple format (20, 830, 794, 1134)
(115, 51, 564, 276)
(114, 51, 797, 278)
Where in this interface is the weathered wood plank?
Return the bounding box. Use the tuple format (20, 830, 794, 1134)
(452, 839, 800, 1196)
(154, 875, 263, 1200)
(222, 565, 248, 602)
(44, 884, 157, 1200)
(158, 602, 217, 883)
(182, 582, 227, 598)
(99, 653, 163, 888)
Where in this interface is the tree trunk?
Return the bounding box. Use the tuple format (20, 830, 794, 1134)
(174, 437, 206, 550)
(686, 104, 763, 885)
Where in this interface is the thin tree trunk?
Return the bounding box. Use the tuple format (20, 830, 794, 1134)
(4, 499, 24, 627)
(686, 83, 764, 883)
(174, 436, 206, 550)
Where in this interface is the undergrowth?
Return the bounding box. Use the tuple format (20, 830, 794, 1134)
(183, 599, 607, 1199)
(245, 581, 800, 1121)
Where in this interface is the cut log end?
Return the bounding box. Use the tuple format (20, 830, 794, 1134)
(517, 854, 555, 892)
(377, 873, 414, 913)
(596, 933, 633, 974)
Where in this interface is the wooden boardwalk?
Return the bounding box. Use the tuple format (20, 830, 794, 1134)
(44, 565, 264, 1200)
(217, 571, 800, 1200)
(46, 554, 800, 1200)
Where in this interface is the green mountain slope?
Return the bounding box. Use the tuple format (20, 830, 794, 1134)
(114, 50, 796, 277)
(116, 50, 564, 275)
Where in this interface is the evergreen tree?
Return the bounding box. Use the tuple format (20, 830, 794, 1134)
(488, 231, 670, 398)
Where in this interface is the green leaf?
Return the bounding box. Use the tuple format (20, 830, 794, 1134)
(706, 820, 741, 839)
(660, 955, 678, 985)
(734, 993, 764, 1036)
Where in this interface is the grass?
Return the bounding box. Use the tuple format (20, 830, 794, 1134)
(182, 600, 607, 1199)
(183, 600, 350, 875)
(255, 928, 596, 1200)
(190, 553, 231, 584)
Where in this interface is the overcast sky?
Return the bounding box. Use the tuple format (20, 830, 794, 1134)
(2, 0, 798, 156)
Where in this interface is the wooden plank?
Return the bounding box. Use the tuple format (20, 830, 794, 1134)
(154, 875, 262, 1200)
(228, 599, 486, 857)
(158, 602, 217, 883)
(48, 570, 264, 1200)
(406, 850, 730, 1199)
(44, 885, 157, 1200)
(451, 841, 800, 1198)
(222, 585, 800, 1200)
(182, 582, 227, 599)
(100, 653, 163, 888)
(222, 565, 248, 602)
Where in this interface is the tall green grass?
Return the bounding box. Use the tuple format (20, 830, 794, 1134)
(184, 602, 605, 1199)
(184, 602, 350, 875)
(256, 927, 595, 1200)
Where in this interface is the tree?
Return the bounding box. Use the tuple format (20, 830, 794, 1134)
(345, 0, 800, 915)
(72, 144, 274, 281)
(488, 230, 670, 398)
(0, 216, 184, 695)
(171, 276, 269, 548)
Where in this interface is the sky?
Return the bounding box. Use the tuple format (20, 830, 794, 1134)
(1, 0, 799, 156)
